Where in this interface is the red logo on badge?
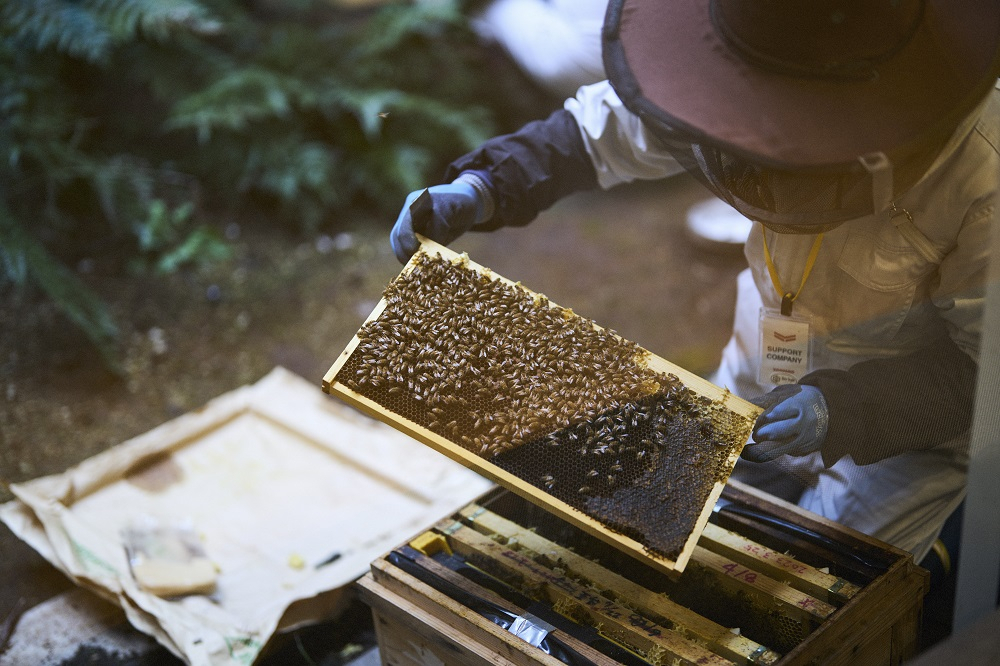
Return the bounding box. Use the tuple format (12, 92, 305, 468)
(774, 331, 797, 343)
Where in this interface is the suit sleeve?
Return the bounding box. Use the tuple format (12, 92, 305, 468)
(444, 109, 599, 230)
(801, 333, 977, 466)
(444, 80, 686, 230)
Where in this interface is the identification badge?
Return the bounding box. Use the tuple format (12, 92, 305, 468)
(758, 308, 812, 387)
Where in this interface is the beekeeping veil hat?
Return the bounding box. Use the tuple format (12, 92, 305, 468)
(603, 0, 1000, 231)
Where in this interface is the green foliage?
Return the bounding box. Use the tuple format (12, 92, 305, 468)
(161, 2, 496, 230)
(133, 200, 231, 274)
(0, 0, 502, 371)
(1, 0, 220, 64)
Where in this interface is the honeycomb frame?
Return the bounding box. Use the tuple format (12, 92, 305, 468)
(323, 238, 760, 573)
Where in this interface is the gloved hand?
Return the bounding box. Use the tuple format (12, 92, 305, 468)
(744, 384, 829, 463)
(390, 172, 495, 263)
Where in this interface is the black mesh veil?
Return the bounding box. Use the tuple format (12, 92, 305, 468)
(614, 92, 957, 233)
(669, 130, 896, 233)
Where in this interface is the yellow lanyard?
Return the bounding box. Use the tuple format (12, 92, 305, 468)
(761, 227, 824, 316)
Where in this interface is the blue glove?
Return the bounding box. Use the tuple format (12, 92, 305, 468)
(744, 384, 829, 463)
(390, 172, 494, 263)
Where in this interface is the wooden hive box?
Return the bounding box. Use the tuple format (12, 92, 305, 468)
(323, 239, 760, 575)
(358, 480, 928, 666)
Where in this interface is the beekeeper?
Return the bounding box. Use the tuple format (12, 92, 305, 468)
(389, 0, 1000, 563)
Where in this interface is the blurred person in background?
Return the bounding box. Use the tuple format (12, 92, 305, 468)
(470, 0, 607, 100)
(390, 0, 1000, 570)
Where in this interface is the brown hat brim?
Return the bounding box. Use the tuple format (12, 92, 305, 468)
(603, 0, 1000, 169)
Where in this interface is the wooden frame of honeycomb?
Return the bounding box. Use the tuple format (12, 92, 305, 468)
(323, 238, 760, 574)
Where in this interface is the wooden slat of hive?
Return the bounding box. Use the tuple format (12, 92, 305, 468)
(364, 551, 623, 666)
(364, 482, 927, 666)
(686, 546, 837, 629)
(718, 480, 928, 665)
(361, 566, 567, 666)
(322, 238, 760, 575)
(455, 503, 782, 665)
(718, 480, 907, 580)
(434, 520, 737, 666)
(699, 523, 862, 605)
(450, 501, 836, 652)
(450, 507, 837, 652)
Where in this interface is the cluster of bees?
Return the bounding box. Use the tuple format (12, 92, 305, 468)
(494, 386, 738, 558)
(338, 250, 746, 558)
(496, 385, 721, 495)
(342, 251, 678, 458)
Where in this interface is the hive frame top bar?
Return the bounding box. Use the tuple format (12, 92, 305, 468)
(323, 237, 759, 574)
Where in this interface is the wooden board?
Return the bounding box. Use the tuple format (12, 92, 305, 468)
(453, 503, 781, 665)
(436, 520, 735, 665)
(364, 556, 623, 666)
(441, 504, 834, 656)
(699, 522, 861, 605)
(719, 481, 929, 665)
(323, 238, 760, 575)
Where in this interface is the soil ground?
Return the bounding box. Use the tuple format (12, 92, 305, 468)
(0, 170, 748, 662)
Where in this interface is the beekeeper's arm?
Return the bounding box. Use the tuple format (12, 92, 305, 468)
(745, 199, 990, 466)
(803, 201, 989, 466)
(391, 81, 682, 261)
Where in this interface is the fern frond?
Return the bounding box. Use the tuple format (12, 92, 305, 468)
(155, 225, 229, 274)
(86, 0, 222, 42)
(166, 68, 311, 142)
(0, 0, 219, 64)
(313, 87, 403, 142)
(241, 137, 338, 202)
(352, 1, 465, 59)
(306, 84, 490, 149)
(1, 0, 112, 63)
